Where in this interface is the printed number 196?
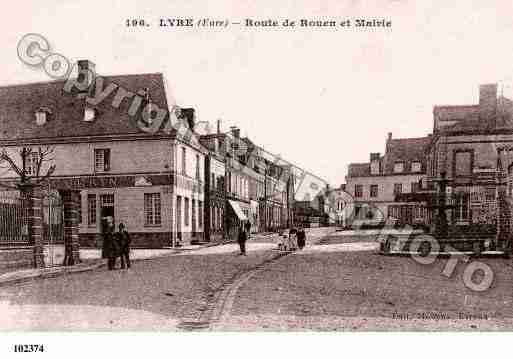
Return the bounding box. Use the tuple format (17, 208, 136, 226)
(13, 344, 44, 353)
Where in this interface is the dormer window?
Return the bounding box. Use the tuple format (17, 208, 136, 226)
(35, 106, 52, 126)
(84, 106, 97, 122)
(394, 162, 404, 173)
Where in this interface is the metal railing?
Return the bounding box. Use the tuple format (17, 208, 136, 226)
(0, 193, 29, 246)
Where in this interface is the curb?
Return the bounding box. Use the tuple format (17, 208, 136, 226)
(0, 240, 235, 288)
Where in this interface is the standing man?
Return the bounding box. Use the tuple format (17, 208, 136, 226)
(117, 222, 131, 269)
(237, 224, 248, 256)
(102, 217, 118, 270)
(244, 220, 251, 239)
(297, 226, 306, 250)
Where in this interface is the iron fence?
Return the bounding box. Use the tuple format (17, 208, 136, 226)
(0, 193, 29, 246)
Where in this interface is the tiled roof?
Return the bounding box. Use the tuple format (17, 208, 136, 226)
(347, 136, 430, 178)
(347, 162, 370, 177)
(433, 105, 479, 121)
(383, 136, 430, 174)
(434, 97, 513, 134)
(0, 73, 170, 142)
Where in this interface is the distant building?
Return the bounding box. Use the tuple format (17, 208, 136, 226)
(345, 133, 431, 227)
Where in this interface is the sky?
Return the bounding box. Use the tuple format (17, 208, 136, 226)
(3, 1, 513, 186)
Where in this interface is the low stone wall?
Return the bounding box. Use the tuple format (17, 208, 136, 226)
(0, 247, 34, 270)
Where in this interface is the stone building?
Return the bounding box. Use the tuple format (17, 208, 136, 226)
(425, 83, 513, 239)
(200, 126, 292, 239)
(0, 62, 207, 249)
(345, 133, 430, 227)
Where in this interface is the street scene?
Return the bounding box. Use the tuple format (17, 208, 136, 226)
(3, 2, 513, 344)
(2, 228, 513, 331)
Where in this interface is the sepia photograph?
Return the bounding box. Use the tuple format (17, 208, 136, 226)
(1, 1, 513, 357)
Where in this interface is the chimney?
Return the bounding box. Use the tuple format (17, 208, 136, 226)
(479, 83, 498, 120)
(181, 108, 195, 131)
(76, 60, 96, 95)
(370, 152, 380, 175)
(217, 119, 221, 134)
(388, 132, 392, 141)
(230, 126, 240, 139)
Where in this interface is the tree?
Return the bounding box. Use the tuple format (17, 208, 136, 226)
(0, 147, 56, 189)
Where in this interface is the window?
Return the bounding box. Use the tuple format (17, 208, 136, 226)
(394, 162, 404, 173)
(485, 187, 495, 201)
(100, 194, 114, 207)
(87, 194, 96, 225)
(94, 149, 110, 172)
(411, 161, 422, 172)
(181, 147, 186, 175)
(144, 193, 161, 226)
(184, 197, 189, 226)
(370, 161, 380, 175)
(25, 151, 39, 176)
(411, 182, 420, 193)
(354, 184, 363, 198)
(211, 173, 215, 189)
(455, 193, 470, 222)
(354, 205, 361, 219)
(198, 201, 203, 228)
(394, 183, 402, 195)
(195, 154, 200, 180)
(370, 184, 378, 198)
(454, 150, 473, 177)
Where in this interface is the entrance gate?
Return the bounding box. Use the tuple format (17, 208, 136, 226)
(42, 192, 64, 267)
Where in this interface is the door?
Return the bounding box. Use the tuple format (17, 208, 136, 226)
(176, 196, 182, 242)
(100, 194, 115, 230)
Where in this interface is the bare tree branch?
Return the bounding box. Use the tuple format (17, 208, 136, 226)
(0, 150, 23, 177)
(0, 146, 56, 188)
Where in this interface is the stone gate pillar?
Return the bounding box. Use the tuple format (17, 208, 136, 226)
(61, 190, 81, 266)
(20, 184, 44, 268)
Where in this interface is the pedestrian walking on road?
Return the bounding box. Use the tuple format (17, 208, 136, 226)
(297, 226, 306, 250)
(117, 222, 131, 269)
(245, 220, 252, 238)
(288, 227, 298, 251)
(238, 224, 248, 256)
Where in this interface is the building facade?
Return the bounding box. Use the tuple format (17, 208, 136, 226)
(0, 64, 207, 248)
(345, 133, 430, 227)
(425, 83, 513, 238)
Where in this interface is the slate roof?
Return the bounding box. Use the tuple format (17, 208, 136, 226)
(433, 97, 513, 135)
(347, 162, 371, 177)
(0, 73, 170, 142)
(383, 136, 430, 174)
(347, 136, 430, 177)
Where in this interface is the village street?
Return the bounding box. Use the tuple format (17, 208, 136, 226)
(1, 228, 513, 331)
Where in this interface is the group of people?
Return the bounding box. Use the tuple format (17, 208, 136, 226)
(101, 219, 131, 270)
(279, 226, 307, 252)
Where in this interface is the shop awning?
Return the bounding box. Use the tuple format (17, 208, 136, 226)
(228, 200, 248, 221)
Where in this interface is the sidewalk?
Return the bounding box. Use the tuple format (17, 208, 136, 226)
(0, 239, 234, 288)
(0, 231, 286, 288)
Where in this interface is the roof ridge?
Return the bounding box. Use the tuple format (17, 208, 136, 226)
(0, 72, 163, 90)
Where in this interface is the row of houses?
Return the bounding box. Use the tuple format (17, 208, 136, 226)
(0, 60, 330, 251)
(345, 83, 513, 239)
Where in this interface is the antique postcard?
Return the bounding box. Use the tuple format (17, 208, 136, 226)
(0, 0, 512, 357)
